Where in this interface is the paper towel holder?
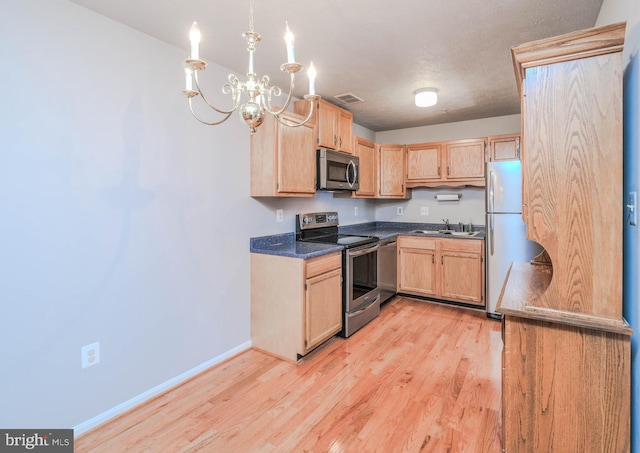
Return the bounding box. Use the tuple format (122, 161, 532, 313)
(435, 193, 462, 201)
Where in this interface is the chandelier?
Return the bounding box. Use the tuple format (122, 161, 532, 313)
(182, 0, 319, 133)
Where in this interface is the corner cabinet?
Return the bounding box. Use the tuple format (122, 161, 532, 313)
(406, 138, 486, 188)
(498, 22, 630, 453)
(251, 252, 342, 361)
(250, 112, 316, 197)
(294, 98, 353, 154)
(397, 236, 484, 307)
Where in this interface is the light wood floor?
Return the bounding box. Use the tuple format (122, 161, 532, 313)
(76, 297, 503, 452)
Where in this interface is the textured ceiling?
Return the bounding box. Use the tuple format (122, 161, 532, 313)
(69, 0, 603, 132)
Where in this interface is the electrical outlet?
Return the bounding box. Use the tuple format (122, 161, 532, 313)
(421, 207, 429, 216)
(276, 209, 283, 222)
(397, 207, 404, 215)
(81, 342, 100, 369)
(354, 206, 359, 216)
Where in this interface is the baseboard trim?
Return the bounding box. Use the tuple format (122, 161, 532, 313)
(73, 341, 252, 436)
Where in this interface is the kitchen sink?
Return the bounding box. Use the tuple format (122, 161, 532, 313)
(409, 229, 480, 237)
(408, 229, 440, 235)
(450, 231, 479, 236)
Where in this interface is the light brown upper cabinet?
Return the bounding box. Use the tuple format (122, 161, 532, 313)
(294, 98, 353, 154)
(250, 112, 316, 197)
(406, 138, 486, 188)
(353, 136, 377, 197)
(335, 137, 410, 200)
(488, 133, 521, 161)
(406, 142, 442, 182)
(338, 109, 354, 154)
(377, 143, 409, 198)
(445, 138, 485, 180)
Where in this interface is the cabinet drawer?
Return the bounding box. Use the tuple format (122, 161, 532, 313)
(306, 252, 342, 278)
(438, 238, 483, 253)
(398, 236, 437, 250)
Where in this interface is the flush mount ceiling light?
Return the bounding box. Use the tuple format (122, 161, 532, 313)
(414, 88, 438, 107)
(182, 0, 319, 133)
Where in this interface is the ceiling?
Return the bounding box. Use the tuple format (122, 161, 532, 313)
(69, 0, 603, 132)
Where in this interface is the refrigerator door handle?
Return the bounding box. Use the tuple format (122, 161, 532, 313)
(489, 170, 495, 214)
(489, 213, 494, 256)
(489, 170, 495, 256)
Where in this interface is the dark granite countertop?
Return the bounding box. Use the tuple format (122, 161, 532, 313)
(250, 232, 343, 259)
(250, 222, 485, 259)
(340, 221, 486, 241)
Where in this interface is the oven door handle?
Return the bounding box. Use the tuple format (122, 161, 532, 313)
(351, 294, 381, 315)
(348, 244, 379, 257)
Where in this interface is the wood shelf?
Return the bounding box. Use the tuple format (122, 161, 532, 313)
(496, 262, 632, 335)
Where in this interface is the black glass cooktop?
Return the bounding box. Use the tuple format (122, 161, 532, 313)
(300, 234, 378, 248)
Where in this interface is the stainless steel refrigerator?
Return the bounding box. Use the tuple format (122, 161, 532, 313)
(485, 160, 543, 317)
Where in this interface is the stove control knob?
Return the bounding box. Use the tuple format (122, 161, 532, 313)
(303, 216, 312, 224)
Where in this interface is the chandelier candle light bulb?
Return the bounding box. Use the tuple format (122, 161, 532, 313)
(308, 62, 316, 96)
(189, 22, 201, 60)
(285, 22, 295, 64)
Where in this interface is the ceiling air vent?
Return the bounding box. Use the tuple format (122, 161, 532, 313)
(334, 93, 364, 104)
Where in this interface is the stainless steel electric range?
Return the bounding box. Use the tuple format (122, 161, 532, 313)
(296, 212, 381, 337)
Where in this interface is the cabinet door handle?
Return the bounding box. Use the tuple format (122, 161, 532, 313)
(447, 167, 450, 176)
(441, 256, 443, 265)
(437, 166, 440, 176)
(432, 255, 434, 264)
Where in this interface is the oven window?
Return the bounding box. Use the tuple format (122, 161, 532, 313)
(351, 250, 377, 300)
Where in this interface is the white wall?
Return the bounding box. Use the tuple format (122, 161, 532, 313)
(375, 188, 486, 226)
(374, 114, 521, 144)
(0, 0, 374, 431)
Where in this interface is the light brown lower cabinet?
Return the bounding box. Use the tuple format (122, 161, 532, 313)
(397, 236, 484, 307)
(502, 314, 630, 452)
(251, 252, 342, 361)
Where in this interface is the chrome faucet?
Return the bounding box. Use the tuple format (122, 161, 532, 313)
(442, 218, 450, 230)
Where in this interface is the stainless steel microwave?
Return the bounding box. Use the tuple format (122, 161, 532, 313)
(317, 149, 359, 191)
